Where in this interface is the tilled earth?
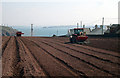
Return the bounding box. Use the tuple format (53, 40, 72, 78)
(2, 36, 120, 77)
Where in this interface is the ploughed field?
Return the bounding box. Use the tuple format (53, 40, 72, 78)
(2, 36, 120, 77)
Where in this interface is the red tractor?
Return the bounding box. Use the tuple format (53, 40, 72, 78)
(16, 31, 24, 36)
(69, 28, 88, 43)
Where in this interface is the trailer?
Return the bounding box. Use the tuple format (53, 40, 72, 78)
(16, 31, 24, 36)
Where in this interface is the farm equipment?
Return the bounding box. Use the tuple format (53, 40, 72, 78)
(16, 31, 24, 36)
(69, 28, 88, 44)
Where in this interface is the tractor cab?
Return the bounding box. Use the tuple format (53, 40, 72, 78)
(69, 28, 88, 43)
(74, 28, 84, 36)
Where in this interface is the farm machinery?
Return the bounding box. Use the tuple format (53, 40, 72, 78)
(16, 31, 24, 36)
(68, 28, 89, 44)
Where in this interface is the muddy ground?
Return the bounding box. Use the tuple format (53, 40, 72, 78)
(1, 36, 120, 77)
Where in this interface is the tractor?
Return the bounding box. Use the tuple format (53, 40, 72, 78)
(68, 28, 88, 44)
(16, 31, 24, 36)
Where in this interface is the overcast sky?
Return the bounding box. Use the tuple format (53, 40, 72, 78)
(2, 0, 119, 26)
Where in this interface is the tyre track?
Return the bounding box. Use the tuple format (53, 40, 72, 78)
(2, 36, 11, 55)
(2, 37, 20, 76)
(16, 37, 47, 77)
(57, 39, 120, 58)
(40, 41, 117, 76)
(13, 37, 23, 76)
(2, 36, 14, 76)
(20, 37, 80, 77)
(25, 38, 114, 76)
(51, 37, 120, 58)
(41, 39, 120, 75)
(27, 37, 120, 76)
(73, 44, 120, 58)
(51, 38, 120, 67)
(41, 38, 120, 66)
(2, 37, 119, 77)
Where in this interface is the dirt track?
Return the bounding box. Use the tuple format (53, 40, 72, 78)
(2, 36, 120, 77)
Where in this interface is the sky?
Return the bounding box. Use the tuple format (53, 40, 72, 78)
(2, 0, 120, 26)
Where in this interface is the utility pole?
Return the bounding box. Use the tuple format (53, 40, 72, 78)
(77, 23, 79, 28)
(80, 21, 82, 27)
(31, 24, 33, 36)
(83, 24, 85, 32)
(102, 17, 104, 35)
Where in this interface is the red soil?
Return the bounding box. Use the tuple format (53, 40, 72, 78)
(2, 36, 120, 77)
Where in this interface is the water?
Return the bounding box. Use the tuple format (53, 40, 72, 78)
(11, 25, 106, 37)
(12, 26, 76, 37)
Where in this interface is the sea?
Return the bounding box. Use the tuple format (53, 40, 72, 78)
(11, 25, 98, 37)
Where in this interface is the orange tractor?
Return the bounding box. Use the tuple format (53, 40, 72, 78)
(69, 28, 88, 44)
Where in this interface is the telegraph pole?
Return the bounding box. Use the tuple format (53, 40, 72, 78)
(31, 24, 33, 36)
(102, 17, 104, 35)
(83, 24, 85, 32)
(77, 23, 79, 28)
(80, 21, 82, 27)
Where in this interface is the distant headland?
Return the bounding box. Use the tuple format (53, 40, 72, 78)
(0, 26, 18, 36)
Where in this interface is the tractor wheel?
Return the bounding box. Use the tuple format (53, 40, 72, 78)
(70, 38, 73, 43)
(75, 39, 78, 43)
(70, 37, 75, 43)
(72, 37, 76, 43)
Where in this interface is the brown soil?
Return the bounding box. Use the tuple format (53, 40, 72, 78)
(2, 36, 120, 77)
(88, 37, 120, 52)
(52, 37, 120, 52)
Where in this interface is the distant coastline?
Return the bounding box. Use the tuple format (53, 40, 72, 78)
(10, 25, 108, 37)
